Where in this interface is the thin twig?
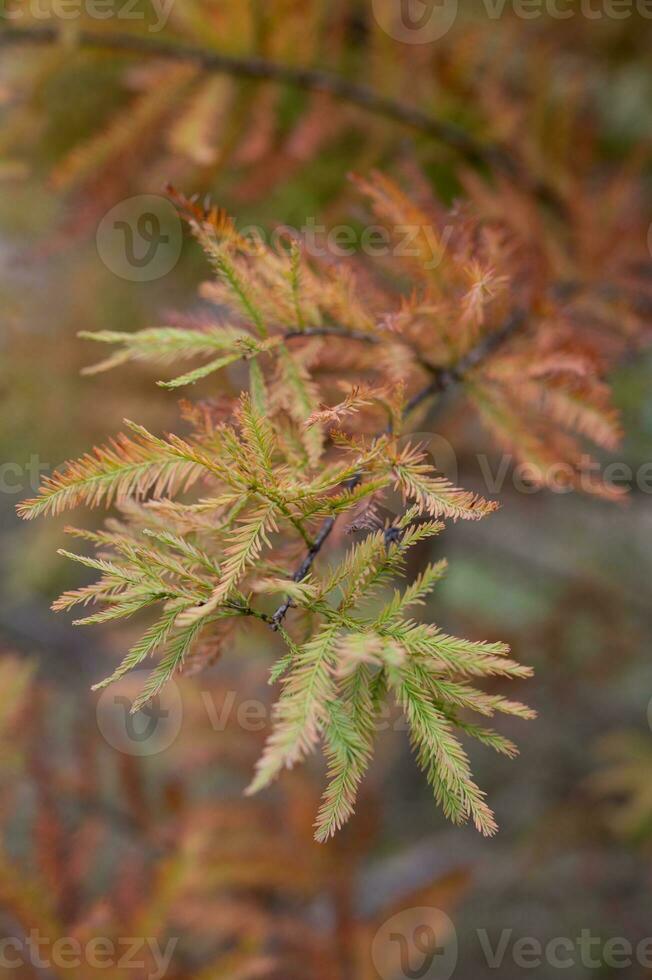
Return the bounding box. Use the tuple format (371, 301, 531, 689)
(0, 26, 563, 213)
(284, 327, 379, 344)
(403, 308, 526, 415)
(270, 480, 359, 628)
(226, 599, 272, 624)
(270, 309, 527, 628)
(283, 326, 436, 377)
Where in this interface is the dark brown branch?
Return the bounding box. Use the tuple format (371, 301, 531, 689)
(0, 26, 563, 213)
(283, 326, 437, 378)
(270, 309, 527, 628)
(403, 308, 526, 416)
(271, 473, 364, 628)
(284, 327, 379, 344)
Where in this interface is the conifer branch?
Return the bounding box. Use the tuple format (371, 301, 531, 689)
(0, 26, 562, 212)
(20, 161, 644, 839)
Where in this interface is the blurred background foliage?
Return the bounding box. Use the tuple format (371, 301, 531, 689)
(0, 1, 651, 977)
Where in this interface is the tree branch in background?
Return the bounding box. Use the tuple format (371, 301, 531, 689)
(0, 25, 564, 214)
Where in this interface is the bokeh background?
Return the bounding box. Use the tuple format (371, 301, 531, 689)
(1, 2, 651, 977)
